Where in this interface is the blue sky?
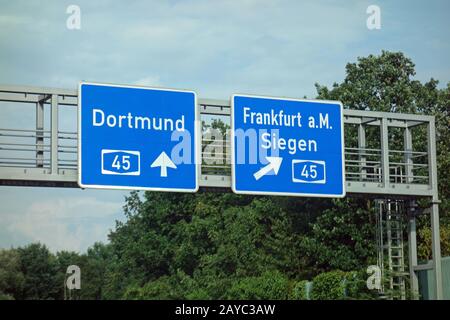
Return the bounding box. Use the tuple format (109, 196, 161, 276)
(0, 0, 449, 252)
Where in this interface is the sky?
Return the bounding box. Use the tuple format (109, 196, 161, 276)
(0, 0, 449, 253)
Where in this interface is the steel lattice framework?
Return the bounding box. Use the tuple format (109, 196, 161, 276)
(0, 85, 443, 299)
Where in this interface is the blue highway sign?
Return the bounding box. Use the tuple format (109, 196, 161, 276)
(231, 94, 345, 197)
(78, 82, 199, 192)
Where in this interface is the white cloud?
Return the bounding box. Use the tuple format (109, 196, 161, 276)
(0, 0, 370, 98)
(5, 196, 123, 253)
(133, 75, 162, 87)
(0, 14, 32, 27)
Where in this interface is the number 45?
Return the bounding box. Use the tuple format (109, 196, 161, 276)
(112, 155, 131, 171)
(301, 164, 317, 179)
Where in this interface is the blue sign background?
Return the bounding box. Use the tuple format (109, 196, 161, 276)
(78, 83, 198, 191)
(232, 94, 345, 197)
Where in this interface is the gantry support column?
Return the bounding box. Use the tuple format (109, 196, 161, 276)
(405, 126, 419, 298)
(407, 202, 419, 299)
(427, 118, 443, 300)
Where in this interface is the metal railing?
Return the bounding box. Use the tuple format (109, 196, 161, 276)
(0, 85, 438, 196)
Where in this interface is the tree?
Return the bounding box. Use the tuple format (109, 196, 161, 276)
(314, 50, 450, 267)
(417, 224, 450, 261)
(81, 242, 112, 299)
(299, 199, 377, 273)
(316, 51, 431, 113)
(104, 191, 309, 299)
(315, 51, 449, 221)
(225, 270, 289, 300)
(17, 243, 60, 300)
(0, 249, 25, 300)
(55, 250, 83, 299)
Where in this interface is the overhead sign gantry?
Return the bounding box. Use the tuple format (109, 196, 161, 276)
(0, 84, 444, 299)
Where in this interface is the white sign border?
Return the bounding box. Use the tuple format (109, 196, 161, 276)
(231, 93, 346, 198)
(78, 81, 200, 193)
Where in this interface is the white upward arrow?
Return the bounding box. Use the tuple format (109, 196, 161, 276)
(253, 157, 283, 181)
(151, 152, 177, 177)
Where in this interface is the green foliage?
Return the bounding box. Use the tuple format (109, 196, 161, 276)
(103, 192, 306, 299)
(316, 51, 449, 224)
(0, 243, 115, 300)
(344, 270, 378, 300)
(0, 249, 24, 299)
(0, 292, 14, 300)
(435, 84, 450, 223)
(289, 271, 375, 300)
(418, 224, 450, 261)
(311, 270, 347, 300)
(16, 243, 60, 300)
(299, 199, 377, 273)
(226, 271, 289, 300)
(80, 242, 113, 299)
(316, 51, 427, 113)
(289, 280, 310, 300)
(124, 276, 178, 300)
(123, 270, 203, 300)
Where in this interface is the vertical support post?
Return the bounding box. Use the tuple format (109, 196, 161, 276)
(407, 201, 419, 299)
(358, 124, 367, 181)
(380, 117, 390, 187)
(36, 100, 44, 167)
(430, 201, 442, 300)
(376, 200, 385, 293)
(427, 119, 443, 300)
(404, 126, 413, 183)
(386, 201, 393, 291)
(51, 94, 58, 174)
(405, 126, 419, 298)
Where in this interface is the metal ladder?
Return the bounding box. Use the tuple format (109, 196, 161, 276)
(376, 199, 408, 299)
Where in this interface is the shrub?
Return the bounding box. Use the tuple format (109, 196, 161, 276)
(123, 276, 179, 300)
(289, 280, 311, 300)
(122, 286, 142, 300)
(0, 292, 14, 300)
(311, 270, 346, 300)
(226, 270, 289, 299)
(344, 270, 378, 300)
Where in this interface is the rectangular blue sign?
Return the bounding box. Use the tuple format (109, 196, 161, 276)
(231, 94, 345, 197)
(78, 82, 199, 192)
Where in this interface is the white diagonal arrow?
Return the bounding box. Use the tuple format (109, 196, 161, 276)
(253, 157, 283, 181)
(151, 152, 177, 177)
